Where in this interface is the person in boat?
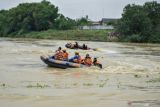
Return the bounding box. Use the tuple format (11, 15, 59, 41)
(56, 47, 62, 52)
(83, 54, 92, 66)
(66, 43, 74, 49)
(82, 44, 88, 50)
(62, 49, 69, 61)
(74, 42, 79, 49)
(54, 47, 63, 60)
(93, 57, 102, 69)
(69, 52, 82, 63)
(50, 47, 62, 59)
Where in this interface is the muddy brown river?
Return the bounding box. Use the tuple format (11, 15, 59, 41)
(0, 38, 160, 107)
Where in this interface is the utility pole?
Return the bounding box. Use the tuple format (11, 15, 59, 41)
(102, 8, 104, 18)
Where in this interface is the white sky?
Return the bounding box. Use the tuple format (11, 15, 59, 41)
(0, 0, 158, 21)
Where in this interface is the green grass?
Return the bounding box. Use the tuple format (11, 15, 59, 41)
(5, 29, 111, 42)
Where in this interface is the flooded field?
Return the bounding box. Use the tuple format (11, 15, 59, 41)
(0, 38, 160, 107)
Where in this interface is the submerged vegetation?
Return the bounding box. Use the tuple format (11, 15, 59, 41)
(0, 83, 6, 87)
(147, 77, 160, 83)
(26, 83, 50, 88)
(134, 74, 142, 78)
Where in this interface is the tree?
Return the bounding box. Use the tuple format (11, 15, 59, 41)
(0, 0, 59, 36)
(0, 10, 8, 35)
(32, 0, 59, 31)
(76, 15, 91, 26)
(116, 4, 153, 42)
(144, 1, 160, 28)
(115, 1, 160, 42)
(55, 14, 76, 30)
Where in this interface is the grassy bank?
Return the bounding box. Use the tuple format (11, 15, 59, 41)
(2, 29, 111, 42)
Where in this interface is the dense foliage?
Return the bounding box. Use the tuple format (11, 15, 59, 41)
(55, 14, 76, 30)
(116, 1, 160, 43)
(0, 0, 90, 36)
(76, 15, 92, 26)
(0, 0, 58, 35)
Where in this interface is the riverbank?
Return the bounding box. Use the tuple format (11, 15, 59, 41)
(2, 29, 159, 43)
(1, 29, 112, 42)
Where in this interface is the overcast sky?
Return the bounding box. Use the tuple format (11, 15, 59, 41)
(0, 0, 158, 21)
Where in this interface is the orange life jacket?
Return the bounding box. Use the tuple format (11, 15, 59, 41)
(84, 57, 92, 66)
(63, 52, 69, 60)
(54, 51, 63, 60)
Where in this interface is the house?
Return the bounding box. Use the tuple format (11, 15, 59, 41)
(91, 21, 101, 25)
(101, 18, 119, 25)
(79, 18, 118, 30)
(81, 25, 114, 30)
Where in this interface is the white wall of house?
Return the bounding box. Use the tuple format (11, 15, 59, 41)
(80, 25, 114, 30)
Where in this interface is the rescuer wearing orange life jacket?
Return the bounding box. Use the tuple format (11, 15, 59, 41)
(74, 42, 79, 49)
(69, 52, 82, 63)
(93, 57, 102, 69)
(62, 49, 69, 61)
(54, 47, 63, 60)
(83, 54, 93, 66)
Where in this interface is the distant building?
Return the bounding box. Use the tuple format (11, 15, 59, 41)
(80, 25, 114, 30)
(91, 21, 100, 25)
(79, 18, 119, 30)
(101, 18, 119, 25)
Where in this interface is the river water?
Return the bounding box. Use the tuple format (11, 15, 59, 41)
(0, 38, 160, 107)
